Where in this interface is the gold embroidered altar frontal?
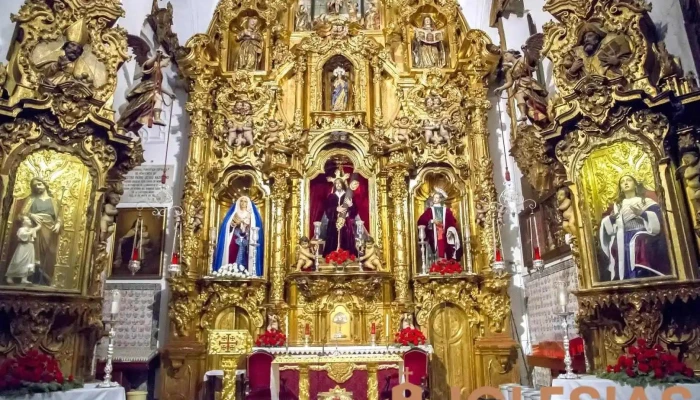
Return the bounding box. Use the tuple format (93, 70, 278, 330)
(272, 354, 404, 400)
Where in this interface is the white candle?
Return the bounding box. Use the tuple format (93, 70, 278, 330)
(385, 314, 390, 338)
(557, 283, 568, 313)
(285, 315, 289, 337)
(110, 290, 121, 315)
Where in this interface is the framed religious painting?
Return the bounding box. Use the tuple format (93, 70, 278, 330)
(108, 208, 166, 279)
(578, 141, 675, 285)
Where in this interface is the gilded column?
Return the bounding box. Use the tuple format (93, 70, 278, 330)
(270, 170, 290, 303)
(294, 58, 306, 117)
(288, 177, 301, 268)
(467, 75, 497, 271)
(389, 167, 410, 303)
(367, 363, 379, 400)
(377, 176, 389, 267)
(372, 59, 383, 127)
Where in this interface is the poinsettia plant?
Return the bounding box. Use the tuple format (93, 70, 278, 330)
(598, 338, 700, 387)
(325, 249, 356, 266)
(255, 329, 287, 347)
(429, 258, 462, 275)
(394, 327, 427, 347)
(0, 349, 82, 396)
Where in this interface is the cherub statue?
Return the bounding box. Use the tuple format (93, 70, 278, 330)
(118, 35, 173, 133)
(359, 236, 382, 270)
(391, 116, 413, 143)
(265, 118, 285, 146)
(100, 192, 121, 243)
(295, 237, 315, 271)
(556, 186, 576, 238)
(494, 33, 549, 128)
(227, 102, 255, 147)
(422, 119, 441, 145)
(437, 117, 453, 144)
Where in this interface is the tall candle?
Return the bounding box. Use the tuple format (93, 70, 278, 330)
(305, 323, 310, 336)
(557, 283, 568, 313)
(385, 314, 390, 339)
(371, 322, 376, 335)
(285, 316, 289, 338)
(110, 290, 121, 315)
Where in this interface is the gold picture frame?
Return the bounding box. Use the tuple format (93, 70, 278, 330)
(108, 208, 166, 279)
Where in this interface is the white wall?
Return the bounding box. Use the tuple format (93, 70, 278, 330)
(0, 0, 26, 59)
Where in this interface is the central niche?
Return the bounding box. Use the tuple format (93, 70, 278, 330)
(323, 55, 355, 112)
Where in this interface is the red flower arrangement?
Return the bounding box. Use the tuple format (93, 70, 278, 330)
(394, 327, 427, 347)
(599, 338, 699, 386)
(255, 329, 287, 347)
(325, 249, 356, 266)
(0, 349, 81, 396)
(429, 258, 462, 275)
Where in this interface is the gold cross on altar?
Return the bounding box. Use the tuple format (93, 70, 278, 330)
(318, 385, 353, 400)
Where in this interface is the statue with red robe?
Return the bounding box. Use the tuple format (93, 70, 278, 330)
(417, 189, 462, 261)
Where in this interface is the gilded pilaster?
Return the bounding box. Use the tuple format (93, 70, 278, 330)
(289, 177, 302, 272)
(388, 166, 410, 303)
(466, 76, 497, 271)
(299, 365, 310, 400)
(270, 170, 290, 304)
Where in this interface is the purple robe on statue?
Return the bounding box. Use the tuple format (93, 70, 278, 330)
(323, 190, 358, 256)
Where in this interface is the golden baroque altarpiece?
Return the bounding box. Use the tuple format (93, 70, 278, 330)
(0, 0, 142, 378)
(504, 0, 700, 374)
(161, 0, 517, 398)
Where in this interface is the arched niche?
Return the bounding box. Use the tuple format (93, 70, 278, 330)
(302, 147, 378, 247)
(322, 55, 355, 112)
(311, 50, 367, 113)
(0, 149, 94, 291)
(226, 13, 268, 72)
(410, 167, 470, 272)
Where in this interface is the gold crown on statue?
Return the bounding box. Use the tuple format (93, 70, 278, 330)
(64, 19, 89, 45)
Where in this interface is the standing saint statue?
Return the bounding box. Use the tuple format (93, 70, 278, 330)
(599, 175, 669, 281)
(417, 188, 461, 261)
(234, 17, 264, 70)
(295, 3, 312, 31)
(4, 216, 42, 285)
(412, 16, 446, 68)
(213, 196, 264, 277)
(363, 1, 380, 30)
(9, 178, 62, 285)
(331, 67, 350, 111)
(322, 170, 359, 256)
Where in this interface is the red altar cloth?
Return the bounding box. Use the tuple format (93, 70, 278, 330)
(279, 366, 399, 400)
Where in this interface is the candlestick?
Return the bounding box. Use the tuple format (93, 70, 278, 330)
(557, 311, 578, 379)
(97, 313, 119, 388)
(557, 281, 568, 314)
(418, 225, 428, 275)
(285, 315, 289, 338)
(110, 290, 120, 315)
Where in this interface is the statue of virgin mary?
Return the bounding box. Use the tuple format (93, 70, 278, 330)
(212, 196, 264, 277)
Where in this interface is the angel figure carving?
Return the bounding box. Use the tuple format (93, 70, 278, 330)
(391, 116, 413, 144)
(494, 33, 550, 128)
(359, 236, 382, 270)
(264, 118, 285, 146)
(227, 101, 255, 148)
(118, 35, 173, 133)
(295, 237, 315, 271)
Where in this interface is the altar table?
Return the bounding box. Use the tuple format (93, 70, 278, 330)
(551, 375, 700, 400)
(0, 383, 126, 400)
(271, 353, 406, 400)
